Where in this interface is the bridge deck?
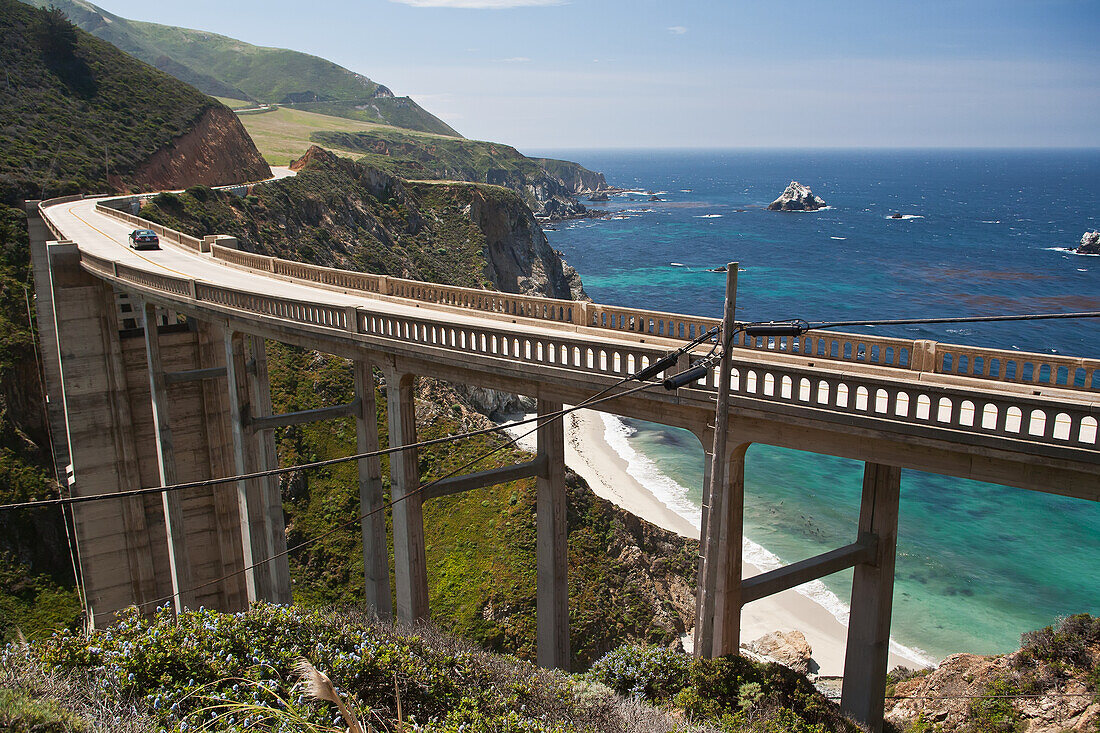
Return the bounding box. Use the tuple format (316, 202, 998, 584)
(41, 196, 1100, 500)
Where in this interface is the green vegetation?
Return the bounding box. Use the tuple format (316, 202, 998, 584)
(0, 687, 88, 732)
(588, 645, 859, 733)
(0, 0, 245, 643)
(313, 128, 553, 184)
(231, 107, 422, 166)
(24, 0, 461, 136)
(0, 0, 218, 201)
(311, 128, 606, 214)
(5, 605, 856, 732)
(139, 151, 501, 287)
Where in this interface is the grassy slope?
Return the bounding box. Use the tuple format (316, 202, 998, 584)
(315, 128, 552, 183)
(233, 106, 436, 166)
(23, 0, 461, 137)
(0, 0, 259, 642)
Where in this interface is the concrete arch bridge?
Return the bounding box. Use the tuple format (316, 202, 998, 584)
(27, 192, 1098, 732)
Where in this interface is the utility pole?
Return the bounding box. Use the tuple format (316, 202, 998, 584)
(694, 261, 738, 658)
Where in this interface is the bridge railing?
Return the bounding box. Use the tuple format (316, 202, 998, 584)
(355, 308, 1099, 452)
(70, 241, 1100, 454)
(81, 198, 1100, 394)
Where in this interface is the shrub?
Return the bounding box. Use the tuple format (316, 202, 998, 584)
(585, 644, 691, 702)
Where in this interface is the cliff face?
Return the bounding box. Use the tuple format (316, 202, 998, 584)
(532, 157, 609, 194)
(122, 106, 270, 191)
(465, 183, 586, 299)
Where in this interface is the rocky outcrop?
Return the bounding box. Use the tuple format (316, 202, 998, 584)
(123, 106, 271, 191)
(885, 616, 1100, 733)
(747, 630, 814, 675)
(532, 157, 610, 195)
(1078, 231, 1100, 254)
(467, 185, 587, 300)
(768, 181, 826, 211)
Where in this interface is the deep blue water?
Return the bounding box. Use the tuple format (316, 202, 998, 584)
(529, 149, 1100, 661)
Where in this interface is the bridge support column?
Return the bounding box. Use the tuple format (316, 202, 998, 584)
(246, 335, 292, 604)
(223, 329, 291, 605)
(709, 443, 750, 657)
(141, 301, 195, 613)
(841, 462, 901, 733)
(383, 365, 429, 623)
(354, 360, 392, 618)
(536, 399, 569, 670)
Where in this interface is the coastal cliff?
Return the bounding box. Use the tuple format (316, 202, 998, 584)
(309, 129, 608, 219)
(885, 614, 1099, 733)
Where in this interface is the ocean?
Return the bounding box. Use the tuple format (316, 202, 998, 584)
(527, 148, 1100, 663)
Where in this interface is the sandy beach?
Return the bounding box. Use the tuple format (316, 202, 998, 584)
(507, 408, 930, 676)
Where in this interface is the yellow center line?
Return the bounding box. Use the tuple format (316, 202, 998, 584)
(67, 204, 195, 280)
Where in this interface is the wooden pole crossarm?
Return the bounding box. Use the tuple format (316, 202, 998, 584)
(250, 398, 362, 431)
(164, 366, 227, 385)
(740, 535, 879, 605)
(422, 456, 546, 501)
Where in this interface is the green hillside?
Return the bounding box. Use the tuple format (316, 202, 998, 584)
(23, 0, 462, 137)
(0, 0, 267, 642)
(312, 127, 608, 215)
(1, 1, 224, 201)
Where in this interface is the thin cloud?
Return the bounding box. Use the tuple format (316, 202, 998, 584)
(668, 25, 687, 35)
(390, 0, 564, 7)
(497, 56, 532, 63)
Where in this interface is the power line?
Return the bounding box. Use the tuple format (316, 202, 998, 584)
(133, 376, 668, 611)
(0, 327, 719, 515)
(131, 323, 721, 609)
(740, 310, 1100, 338)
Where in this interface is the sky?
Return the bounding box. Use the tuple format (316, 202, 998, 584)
(87, 0, 1100, 149)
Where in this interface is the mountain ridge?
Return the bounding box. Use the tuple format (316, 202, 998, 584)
(21, 0, 461, 136)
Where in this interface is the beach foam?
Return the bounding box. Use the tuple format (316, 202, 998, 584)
(599, 413, 937, 668)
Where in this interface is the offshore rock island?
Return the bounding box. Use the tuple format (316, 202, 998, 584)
(768, 180, 827, 211)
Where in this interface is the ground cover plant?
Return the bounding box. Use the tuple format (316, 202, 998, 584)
(7, 604, 689, 732)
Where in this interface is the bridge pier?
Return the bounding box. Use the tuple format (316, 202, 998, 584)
(141, 301, 195, 613)
(841, 462, 901, 733)
(223, 328, 291, 605)
(383, 364, 429, 623)
(536, 399, 569, 670)
(354, 360, 392, 618)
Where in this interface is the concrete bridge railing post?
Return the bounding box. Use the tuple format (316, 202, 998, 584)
(354, 360, 392, 619)
(383, 363, 429, 623)
(841, 462, 902, 733)
(535, 398, 569, 670)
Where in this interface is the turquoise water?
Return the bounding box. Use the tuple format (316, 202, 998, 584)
(531, 149, 1100, 661)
